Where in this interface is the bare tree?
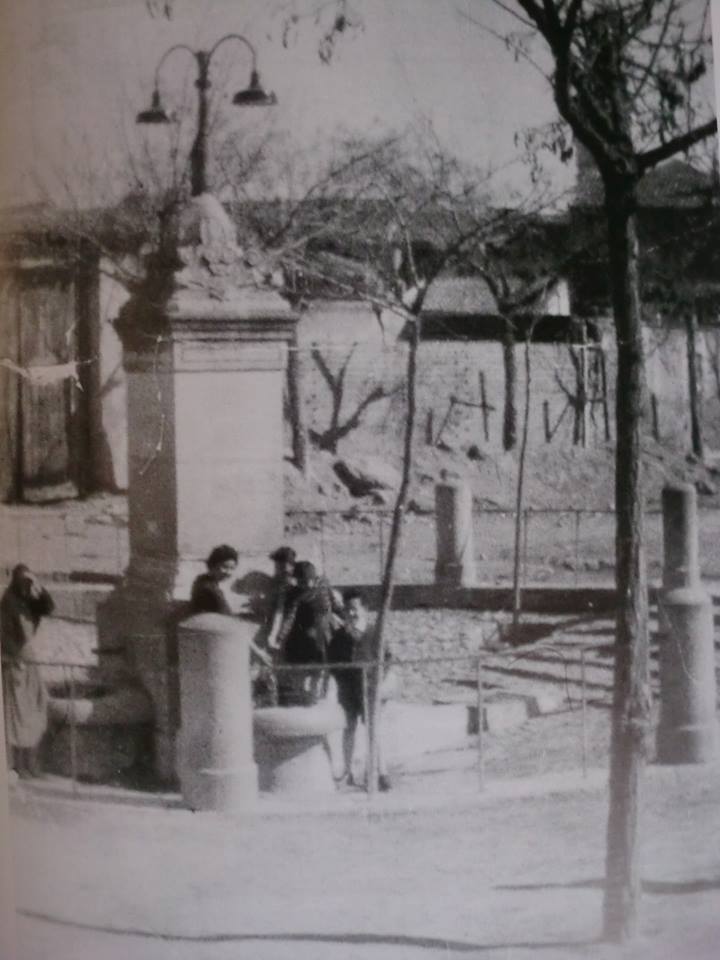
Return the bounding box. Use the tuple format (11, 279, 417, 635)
(307, 343, 401, 454)
(273, 0, 717, 939)
(280, 129, 539, 789)
(480, 0, 717, 940)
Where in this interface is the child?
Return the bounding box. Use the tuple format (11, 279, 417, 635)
(328, 590, 395, 791)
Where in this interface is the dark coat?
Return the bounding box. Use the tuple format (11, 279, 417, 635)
(1, 584, 54, 749)
(189, 574, 233, 616)
(328, 622, 391, 719)
(278, 579, 334, 665)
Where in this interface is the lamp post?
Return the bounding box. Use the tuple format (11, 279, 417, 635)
(137, 34, 276, 197)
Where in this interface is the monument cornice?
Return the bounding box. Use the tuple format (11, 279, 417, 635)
(115, 192, 298, 353)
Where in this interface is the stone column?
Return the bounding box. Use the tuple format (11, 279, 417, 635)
(435, 481, 477, 587)
(177, 613, 257, 812)
(656, 483, 718, 763)
(98, 195, 297, 782)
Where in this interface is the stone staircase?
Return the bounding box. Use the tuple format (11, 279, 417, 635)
(477, 603, 720, 711)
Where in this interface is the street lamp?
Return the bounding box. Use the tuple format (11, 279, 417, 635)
(137, 34, 277, 197)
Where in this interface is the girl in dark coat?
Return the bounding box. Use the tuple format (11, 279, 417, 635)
(1, 564, 54, 778)
(188, 546, 272, 690)
(189, 545, 239, 615)
(276, 561, 335, 705)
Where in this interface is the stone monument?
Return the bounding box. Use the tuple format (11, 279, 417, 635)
(656, 483, 718, 763)
(435, 479, 477, 588)
(100, 194, 297, 781)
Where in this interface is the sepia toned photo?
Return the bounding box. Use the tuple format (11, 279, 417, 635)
(1, 1, 720, 958)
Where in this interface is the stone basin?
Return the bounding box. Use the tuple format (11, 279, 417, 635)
(254, 700, 345, 796)
(45, 682, 153, 783)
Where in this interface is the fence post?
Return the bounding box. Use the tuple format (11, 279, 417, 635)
(116, 524, 123, 576)
(15, 515, 22, 567)
(319, 512, 327, 577)
(574, 510, 581, 586)
(580, 648, 588, 779)
(63, 514, 71, 576)
(363, 664, 376, 799)
(522, 508, 530, 589)
(68, 666, 78, 795)
(476, 654, 485, 791)
(378, 513, 385, 582)
(543, 400, 551, 443)
(425, 409, 434, 445)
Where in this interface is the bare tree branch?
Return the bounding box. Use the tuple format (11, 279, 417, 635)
(639, 116, 719, 170)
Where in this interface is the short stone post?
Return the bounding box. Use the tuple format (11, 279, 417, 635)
(656, 484, 718, 763)
(177, 613, 258, 812)
(435, 481, 477, 587)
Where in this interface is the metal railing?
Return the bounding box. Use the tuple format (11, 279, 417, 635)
(13, 634, 604, 798)
(4, 501, 720, 588)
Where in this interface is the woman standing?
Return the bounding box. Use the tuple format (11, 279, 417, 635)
(1, 565, 54, 779)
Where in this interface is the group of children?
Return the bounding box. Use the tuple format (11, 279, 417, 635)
(190, 543, 394, 791)
(2, 547, 394, 789)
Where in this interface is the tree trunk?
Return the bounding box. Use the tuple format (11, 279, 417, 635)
(575, 322, 588, 447)
(686, 304, 704, 461)
(511, 331, 534, 631)
(368, 316, 419, 792)
(502, 322, 517, 451)
(287, 332, 309, 474)
(602, 184, 652, 942)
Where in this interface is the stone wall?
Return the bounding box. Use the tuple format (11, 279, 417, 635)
(93, 294, 720, 495)
(296, 301, 716, 461)
(96, 261, 132, 491)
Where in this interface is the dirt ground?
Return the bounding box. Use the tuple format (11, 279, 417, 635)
(10, 758, 720, 960)
(11, 605, 715, 960)
(4, 440, 719, 958)
(5, 488, 720, 586)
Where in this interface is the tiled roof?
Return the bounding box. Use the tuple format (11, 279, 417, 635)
(422, 276, 569, 317)
(422, 277, 498, 314)
(576, 158, 714, 208)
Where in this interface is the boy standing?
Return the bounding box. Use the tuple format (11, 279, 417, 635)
(328, 590, 393, 791)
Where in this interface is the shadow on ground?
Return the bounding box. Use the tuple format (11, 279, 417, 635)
(497, 877, 720, 895)
(19, 910, 598, 953)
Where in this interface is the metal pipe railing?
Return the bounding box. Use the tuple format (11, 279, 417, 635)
(17, 629, 597, 797)
(0, 501, 694, 588)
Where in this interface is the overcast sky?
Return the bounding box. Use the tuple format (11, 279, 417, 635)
(0, 0, 717, 207)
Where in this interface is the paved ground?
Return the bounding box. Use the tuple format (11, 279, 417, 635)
(8, 758, 720, 960)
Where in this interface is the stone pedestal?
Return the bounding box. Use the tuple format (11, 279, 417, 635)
(177, 614, 257, 812)
(657, 484, 718, 764)
(98, 194, 297, 783)
(435, 481, 477, 587)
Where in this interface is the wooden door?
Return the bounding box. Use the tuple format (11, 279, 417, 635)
(0, 272, 21, 501)
(17, 268, 80, 501)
